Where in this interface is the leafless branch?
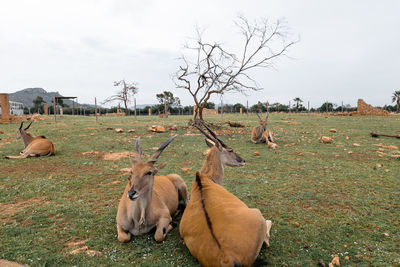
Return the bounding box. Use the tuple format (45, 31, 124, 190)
(173, 15, 297, 121)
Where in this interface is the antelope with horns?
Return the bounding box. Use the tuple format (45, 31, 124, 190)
(116, 135, 188, 243)
(5, 121, 55, 159)
(180, 124, 272, 267)
(251, 112, 275, 146)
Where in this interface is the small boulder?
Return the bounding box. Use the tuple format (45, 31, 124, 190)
(149, 125, 166, 133)
(267, 142, 278, 150)
(319, 136, 333, 143)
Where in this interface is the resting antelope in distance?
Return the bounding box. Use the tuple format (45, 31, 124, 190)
(251, 112, 274, 144)
(5, 121, 55, 159)
(180, 124, 272, 267)
(116, 135, 188, 243)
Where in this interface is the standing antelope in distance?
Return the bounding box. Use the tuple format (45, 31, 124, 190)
(180, 124, 272, 267)
(116, 135, 188, 243)
(5, 121, 55, 159)
(251, 112, 274, 144)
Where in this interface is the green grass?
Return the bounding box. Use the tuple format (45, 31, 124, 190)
(0, 114, 399, 266)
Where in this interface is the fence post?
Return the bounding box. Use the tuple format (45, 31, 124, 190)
(95, 97, 98, 123)
(53, 96, 56, 122)
(134, 98, 137, 120)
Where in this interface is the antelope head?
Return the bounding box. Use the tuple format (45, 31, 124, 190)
(16, 121, 33, 140)
(127, 135, 177, 201)
(256, 112, 269, 131)
(195, 123, 245, 167)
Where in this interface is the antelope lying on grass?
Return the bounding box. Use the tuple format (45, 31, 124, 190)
(116, 135, 187, 243)
(251, 113, 274, 144)
(180, 124, 272, 267)
(5, 121, 55, 159)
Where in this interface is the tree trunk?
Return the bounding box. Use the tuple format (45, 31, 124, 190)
(397, 100, 399, 113)
(123, 99, 128, 115)
(193, 105, 204, 122)
(193, 106, 199, 120)
(164, 102, 168, 118)
(199, 106, 204, 121)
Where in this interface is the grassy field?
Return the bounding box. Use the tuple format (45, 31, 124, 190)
(0, 113, 399, 266)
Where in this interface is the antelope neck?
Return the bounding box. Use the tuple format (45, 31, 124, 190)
(21, 132, 34, 148)
(200, 148, 224, 185)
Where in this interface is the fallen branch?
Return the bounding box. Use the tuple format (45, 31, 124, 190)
(188, 119, 222, 130)
(227, 121, 245, 128)
(370, 131, 400, 139)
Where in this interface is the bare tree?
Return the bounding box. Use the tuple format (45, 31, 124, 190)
(173, 16, 297, 122)
(103, 80, 138, 115)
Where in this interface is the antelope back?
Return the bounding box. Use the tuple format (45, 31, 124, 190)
(180, 172, 267, 267)
(26, 138, 55, 156)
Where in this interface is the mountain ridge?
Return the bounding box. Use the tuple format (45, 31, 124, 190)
(8, 88, 93, 108)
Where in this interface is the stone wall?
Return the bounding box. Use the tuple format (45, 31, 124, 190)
(356, 99, 389, 116)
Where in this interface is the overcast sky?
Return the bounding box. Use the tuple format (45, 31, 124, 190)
(1, 0, 399, 108)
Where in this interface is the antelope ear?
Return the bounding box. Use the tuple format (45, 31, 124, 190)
(129, 153, 137, 166)
(205, 139, 215, 148)
(157, 162, 167, 170)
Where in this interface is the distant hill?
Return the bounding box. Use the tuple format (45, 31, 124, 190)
(8, 88, 93, 108)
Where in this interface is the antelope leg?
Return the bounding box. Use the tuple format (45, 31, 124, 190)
(154, 217, 173, 242)
(264, 220, 272, 247)
(5, 153, 29, 159)
(117, 224, 131, 243)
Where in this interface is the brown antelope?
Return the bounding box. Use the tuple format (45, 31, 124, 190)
(251, 112, 274, 144)
(180, 124, 272, 267)
(116, 135, 187, 243)
(5, 121, 55, 159)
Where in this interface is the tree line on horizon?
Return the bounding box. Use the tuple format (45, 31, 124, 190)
(25, 92, 400, 116)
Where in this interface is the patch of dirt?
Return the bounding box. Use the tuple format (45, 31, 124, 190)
(120, 168, 131, 174)
(103, 152, 130, 161)
(66, 239, 102, 256)
(280, 120, 302, 125)
(0, 161, 67, 176)
(66, 239, 87, 248)
(82, 151, 103, 155)
(0, 198, 49, 223)
(81, 151, 130, 161)
(372, 144, 399, 150)
(0, 259, 28, 267)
